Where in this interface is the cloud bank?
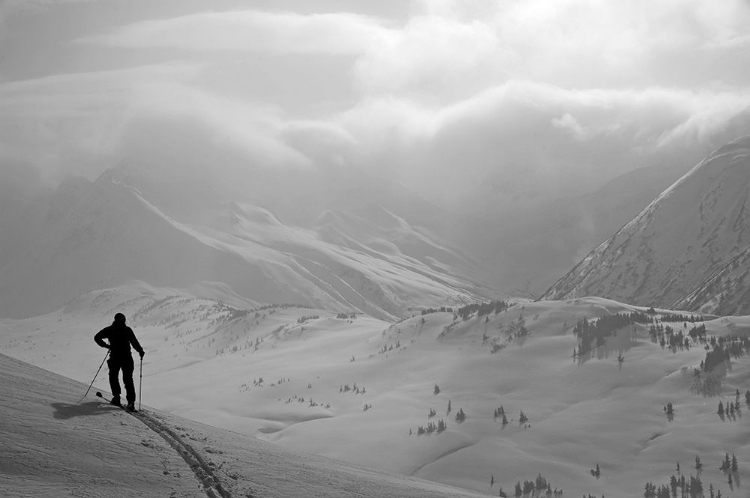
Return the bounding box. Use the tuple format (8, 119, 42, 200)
(2, 0, 750, 216)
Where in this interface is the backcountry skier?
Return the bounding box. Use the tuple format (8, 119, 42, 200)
(94, 313, 145, 411)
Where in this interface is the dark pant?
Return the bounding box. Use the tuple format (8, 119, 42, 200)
(108, 354, 135, 404)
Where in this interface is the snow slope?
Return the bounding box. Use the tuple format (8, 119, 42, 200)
(542, 136, 750, 315)
(4, 284, 750, 496)
(1, 352, 494, 498)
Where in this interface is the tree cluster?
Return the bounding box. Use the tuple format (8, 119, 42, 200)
(339, 383, 366, 395)
(415, 419, 447, 435)
(717, 399, 741, 421)
(494, 406, 505, 419)
(719, 453, 738, 474)
(644, 474, 703, 498)
(512, 473, 561, 497)
(650, 324, 691, 351)
(421, 306, 453, 315)
(659, 312, 704, 323)
(590, 464, 600, 479)
(519, 410, 528, 424)
(643, 453, 739, 498)
(573, 313, 643, 355)
(663, 402, 674, 421)
(378, 341, 400, 354)
(702, 346, 730, 373)
(456, 300, 509, 320)
(455, 408, 466, 423)
(687, 324, 707, 341)
(296, 315, 319, 324)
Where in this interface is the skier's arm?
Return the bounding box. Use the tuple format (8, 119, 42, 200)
(94, 328, 110, 349)
(129, 328, 145, 357)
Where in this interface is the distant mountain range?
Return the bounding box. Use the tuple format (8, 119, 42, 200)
(4, 135, 750, 319)
(542, 136, 750, 315)
(0, 168, 492, 319)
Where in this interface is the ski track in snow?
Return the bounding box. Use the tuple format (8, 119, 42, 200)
(130, 410, 233, 498)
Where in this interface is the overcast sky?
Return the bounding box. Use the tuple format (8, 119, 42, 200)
(2, 0, 750, 214)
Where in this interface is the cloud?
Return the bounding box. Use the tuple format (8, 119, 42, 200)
(4, 0, 750, 217)
(78, 10, 396, 56)
(0, 0, 104, 37)
(336, 80, 750, 211)
(0, 63, 316, 189)
(0, 64, 199, 182)
(123, 82, 313, 169)
(353, 14, 511, 99)
(552, 113, 591, 141)
(352, 0, 750, 96)
(74, 2, 750, 107)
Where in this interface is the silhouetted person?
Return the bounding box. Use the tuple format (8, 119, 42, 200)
(94, 313, 144, 411)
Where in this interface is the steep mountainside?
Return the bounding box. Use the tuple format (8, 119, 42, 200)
(542, 136, 750, 314)
(0, 170, 488, 319)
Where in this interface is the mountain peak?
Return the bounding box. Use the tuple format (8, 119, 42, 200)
(542, 136, 750, 314)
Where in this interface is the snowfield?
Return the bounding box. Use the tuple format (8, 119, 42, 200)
(3, 284, 750, 496)
(0, 353, 489, 498)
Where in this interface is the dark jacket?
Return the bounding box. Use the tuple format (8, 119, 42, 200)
(94, 322, 144, 358)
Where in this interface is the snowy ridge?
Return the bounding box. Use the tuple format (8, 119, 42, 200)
(541, 136, 750, 314)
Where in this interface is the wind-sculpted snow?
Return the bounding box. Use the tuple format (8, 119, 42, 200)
(542, 136, 750, 315)
(0, 353, 489, 498)
(4, 287, 750, 496)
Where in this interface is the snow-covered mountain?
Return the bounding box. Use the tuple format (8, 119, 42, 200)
(0, 169, 489, 319)
(542, 136, 750, 315)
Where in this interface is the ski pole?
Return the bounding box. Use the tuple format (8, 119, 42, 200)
(76, 349, 110, 405)
(139, 356, 143, 411)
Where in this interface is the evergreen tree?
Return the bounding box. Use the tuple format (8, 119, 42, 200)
(721, 453, 730, 472)
(434, 384, 440, 395)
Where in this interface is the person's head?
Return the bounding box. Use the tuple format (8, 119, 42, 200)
(114, 313, 126, 324)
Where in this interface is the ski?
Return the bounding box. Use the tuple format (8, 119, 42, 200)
(95, 391, 139, 413)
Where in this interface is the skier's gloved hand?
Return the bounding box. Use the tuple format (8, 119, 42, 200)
(139, 350, 145, 359)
